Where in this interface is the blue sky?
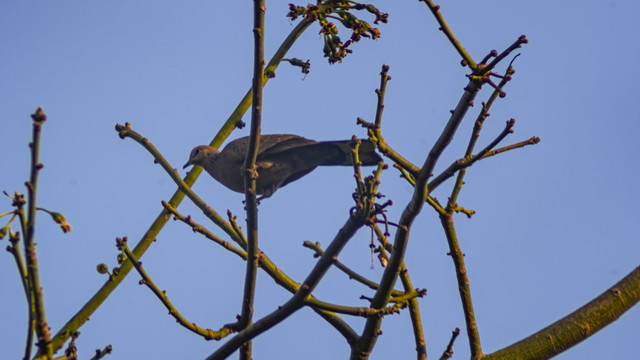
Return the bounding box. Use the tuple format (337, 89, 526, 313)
(1, 1, 639, 359)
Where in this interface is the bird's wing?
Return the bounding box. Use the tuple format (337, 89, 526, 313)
(257, 134, 317, 157)
(221, 134, 314, 160)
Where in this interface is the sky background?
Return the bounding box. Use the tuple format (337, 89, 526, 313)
(1, 1, 639, 359)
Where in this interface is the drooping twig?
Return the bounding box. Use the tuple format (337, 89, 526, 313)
(117, 237, 233, 340)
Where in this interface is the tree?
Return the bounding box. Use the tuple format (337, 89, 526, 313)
(2, 1, 639, 359)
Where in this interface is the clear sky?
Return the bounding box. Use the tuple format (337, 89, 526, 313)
(1, 1, 639, 359)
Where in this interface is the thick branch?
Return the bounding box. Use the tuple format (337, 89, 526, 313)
(236, 4, 265, 359)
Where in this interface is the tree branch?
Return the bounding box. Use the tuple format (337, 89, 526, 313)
(485, 265, 640, 360)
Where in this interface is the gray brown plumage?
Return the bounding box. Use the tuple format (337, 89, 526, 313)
(183, 134, 381, 199)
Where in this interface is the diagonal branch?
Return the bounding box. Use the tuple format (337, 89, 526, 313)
(418, 0, 477, 69)
(353, 72, 485, 359)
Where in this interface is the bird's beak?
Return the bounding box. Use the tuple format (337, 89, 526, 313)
(183, 161, 192, 169)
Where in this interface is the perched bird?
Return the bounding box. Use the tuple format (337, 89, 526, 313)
(184, 134, 381, 199)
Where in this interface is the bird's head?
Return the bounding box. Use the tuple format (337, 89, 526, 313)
(183, 145, 219, 169)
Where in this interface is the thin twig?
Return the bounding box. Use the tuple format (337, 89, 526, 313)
(427, 136, 539, 191)
(440, 214, 482, 357)
(89, 345, 113, 360)
(161, 201, 247, 257)
(486, 35, 528, 72)
(439, 328, 460, 360)
(6, 229, 34, 360)
(418, 0, 477, 69)
(24, 107, 52, 359)
(302, 240, 404, 296)
(372, 224, 428, 360)
(374, 64, 391, 128)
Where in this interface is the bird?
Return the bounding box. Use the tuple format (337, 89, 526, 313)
(183, 134, 381, 199)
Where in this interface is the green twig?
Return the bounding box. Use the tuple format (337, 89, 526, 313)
(374, 64, 390, 128)
(419, 0, 477, 69)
